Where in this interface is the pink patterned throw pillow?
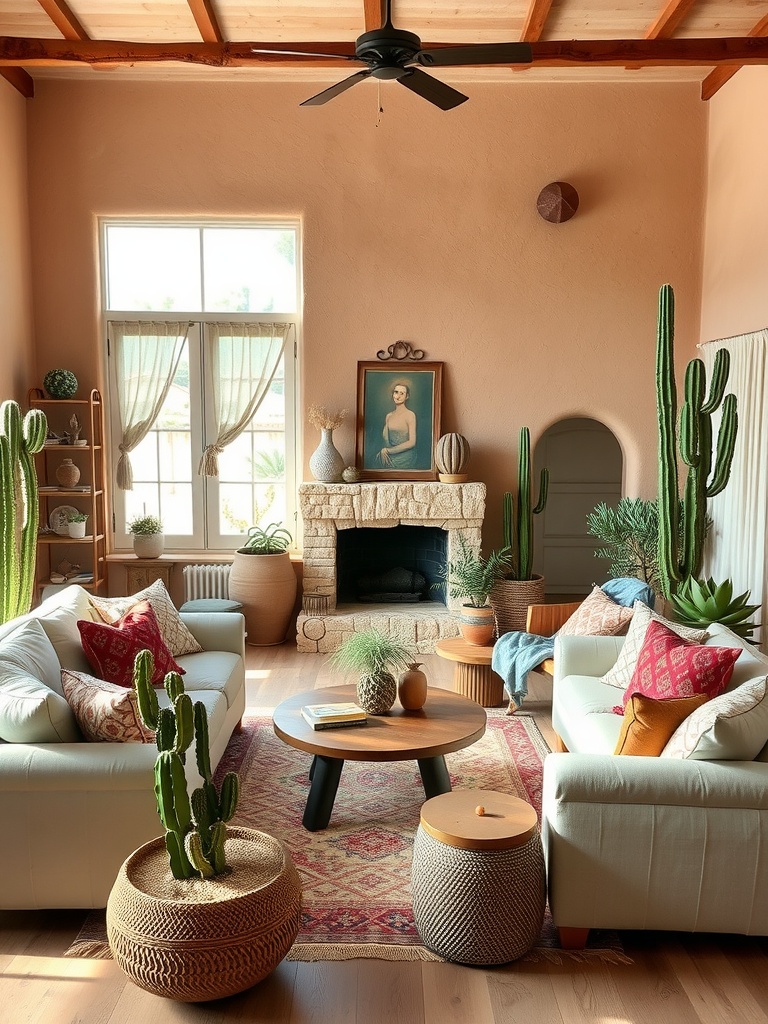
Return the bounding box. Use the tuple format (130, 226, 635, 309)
(616, 619, 741, 714)
(61, 668, 155, 743)
(557, 585, 634, 638)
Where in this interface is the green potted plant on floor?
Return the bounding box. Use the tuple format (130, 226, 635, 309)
(490, 426, 549, 635)
(437, 536, 513, 646)
(127, 513, 164, 559)
(228, 522, 297, 646)
(107, 650, 302, 1002)
(330, 628, 414, 714)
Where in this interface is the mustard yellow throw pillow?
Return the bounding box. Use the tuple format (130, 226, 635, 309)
(614, 692, 710, 756)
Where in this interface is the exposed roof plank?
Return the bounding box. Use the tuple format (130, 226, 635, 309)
(701, 13, 768, 99)
(186, 1, 223, 44)
(363, 1, 386, 31)
(36, 0, 88, 41)
(0, 65, 34, 96)
(521, 0, 555, 43)
(645, 0, 698, 40)
(6, 36, 768, 69)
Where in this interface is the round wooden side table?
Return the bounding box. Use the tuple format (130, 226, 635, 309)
(411, 789, 546, 964)
(434, 637, 505, 707)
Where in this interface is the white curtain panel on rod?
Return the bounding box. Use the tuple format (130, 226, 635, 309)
(700, 329, 768, 646)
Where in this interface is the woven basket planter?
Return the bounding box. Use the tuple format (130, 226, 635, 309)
(489, 576, 546, 636)
(107, 827, 302, 1002)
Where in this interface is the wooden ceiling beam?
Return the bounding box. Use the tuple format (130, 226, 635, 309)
(36, 0, 88, 40)
(701, 13, 768, 99)
(1, 66, 34, 97)
(186, 1, 224, 44)
(521, 0, 555, 43)
(645, 0, 698, 39)
(6, 36, 768, 69)
(363, 0, 386, 31)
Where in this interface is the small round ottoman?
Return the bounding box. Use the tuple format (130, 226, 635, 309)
(411, 789, 546, 964)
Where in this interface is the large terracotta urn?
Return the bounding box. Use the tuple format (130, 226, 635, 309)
(229, 550, 297, 646)
(107, 827, 302, 1002)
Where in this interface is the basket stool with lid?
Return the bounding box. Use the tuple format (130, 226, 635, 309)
(411, 789, 545, 964)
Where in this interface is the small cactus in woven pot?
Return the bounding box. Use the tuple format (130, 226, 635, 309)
(435, 433, 471, 481)
(330, 629, 413, 714)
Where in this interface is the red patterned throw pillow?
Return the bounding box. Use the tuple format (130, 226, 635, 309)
(77, 600, 184, 688)
(617, 619, 740, 714)
(61, 668, 155, 743)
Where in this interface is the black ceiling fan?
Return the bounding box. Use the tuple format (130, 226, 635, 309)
(252, 0, 533, 110)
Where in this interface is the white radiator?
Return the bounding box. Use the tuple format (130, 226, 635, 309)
(183, 564, 231, 601)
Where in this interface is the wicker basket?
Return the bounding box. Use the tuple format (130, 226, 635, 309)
(489, 576, 546, 636)
(107, 827, 302, 1002)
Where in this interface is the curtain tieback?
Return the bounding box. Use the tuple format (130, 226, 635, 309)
(199, 443, 224, 478)
(116, 445, 134, 491)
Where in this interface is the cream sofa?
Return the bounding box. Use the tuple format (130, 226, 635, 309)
(0, 585, 246, 910)
(542, 622, 768, 940)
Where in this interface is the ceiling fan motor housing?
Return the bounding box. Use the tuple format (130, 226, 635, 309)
(355, 27, 422, 77)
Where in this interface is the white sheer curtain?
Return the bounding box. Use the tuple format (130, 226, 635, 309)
(701, 329, 768, 645)
(108, 321, 190, 490)
(198, 322, 293, 477)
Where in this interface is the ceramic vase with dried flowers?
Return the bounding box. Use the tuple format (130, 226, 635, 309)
(308, 405, 347, 483)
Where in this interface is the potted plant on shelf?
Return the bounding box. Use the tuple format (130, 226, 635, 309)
(228, 522, 297, 646)
(437, 536, 513, 646)
(67, 510, 88, 538)
(107, 650, 302, 1002)
(330, 628, 414, 714)
(127, 513, 164, 559)
(489, 426, 549, 635)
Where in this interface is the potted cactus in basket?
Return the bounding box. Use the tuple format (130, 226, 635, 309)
(489, 426, 549, 635)
(106, 650, 302, 1002)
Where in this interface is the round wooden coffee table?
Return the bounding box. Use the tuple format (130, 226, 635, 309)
(272, 685, 487, 832)
(435, 637, 505, 707)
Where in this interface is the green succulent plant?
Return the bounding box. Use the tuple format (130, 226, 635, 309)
(239, 522, 292, 554)
(127, 514, 163, 535)
(133, 650, 240, 880)
(670, 577, 760, 640)
(435, 535, 514, 608)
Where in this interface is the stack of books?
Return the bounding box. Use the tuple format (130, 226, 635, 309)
(301, 702, 367, 730)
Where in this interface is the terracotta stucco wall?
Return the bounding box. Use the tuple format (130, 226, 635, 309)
(26, 79, 706, 545)
(701, 67, 768, 342)
(0, 79, 34, 403)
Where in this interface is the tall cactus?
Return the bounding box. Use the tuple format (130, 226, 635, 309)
(502, 426, 549, 581)
(134, 650, 240, 880)
(0, 401, 47, 624)
(655, 284, 738, 599)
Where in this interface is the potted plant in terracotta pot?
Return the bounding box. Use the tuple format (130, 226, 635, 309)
(66, 510, 88, 538)
(107, 650, 302, 1002)
(489, 427, 549, 635)
(228, 522, 297, 646)
(127, 513, 164, 559)
(330, 628, 413, 714)
(436, 537, 513, 646)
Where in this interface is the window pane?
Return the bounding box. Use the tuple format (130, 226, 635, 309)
(158, 431, 192, 481)
(130, 433, 159, 480)
(202, 228, 297, 313)
(161, 483, 194, 535)
(219, 484, 252, 536)
(106, 226, 201, 311)
(125, 484, 160, 525)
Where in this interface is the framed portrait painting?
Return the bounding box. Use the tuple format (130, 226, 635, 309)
(355, 362, 443, 480)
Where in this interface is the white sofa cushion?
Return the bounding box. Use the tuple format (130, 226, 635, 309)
(661, 674, 768, 760)
(27, 585, 97, 673)
(601, 601, 709, 690)
(175, 651, 243, 710)
(0, 620, 81, 742)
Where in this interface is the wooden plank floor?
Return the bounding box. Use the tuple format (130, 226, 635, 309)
(2, 645, 768, 1024)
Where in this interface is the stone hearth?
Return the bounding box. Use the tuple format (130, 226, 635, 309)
(297, 481, 486, 654)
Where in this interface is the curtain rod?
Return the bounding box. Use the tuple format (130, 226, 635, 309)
(697, 328, 768, 349)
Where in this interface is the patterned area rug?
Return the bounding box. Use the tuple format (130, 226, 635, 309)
(66, 708, 629, 965)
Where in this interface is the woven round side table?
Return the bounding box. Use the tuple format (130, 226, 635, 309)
(411, 789, 546, 964)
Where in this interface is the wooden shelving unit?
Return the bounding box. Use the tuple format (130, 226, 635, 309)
(28, 388, 107, 595)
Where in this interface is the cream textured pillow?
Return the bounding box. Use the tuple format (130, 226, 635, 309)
(0, 619, 81, 742)
(661, 674, 768, 761)
(89, 579, 203, 657)
(557, 586, 633, 638)
(601, 601, 710, 691)
(61, 668, 155, 743)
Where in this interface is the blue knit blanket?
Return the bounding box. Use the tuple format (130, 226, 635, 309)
(491, 578, 655, 710)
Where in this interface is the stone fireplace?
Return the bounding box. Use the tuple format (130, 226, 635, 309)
(297, 481, 486, 653)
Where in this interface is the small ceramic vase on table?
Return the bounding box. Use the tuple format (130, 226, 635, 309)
(398, 664, 428, 710)
(309, 429, 345, 483)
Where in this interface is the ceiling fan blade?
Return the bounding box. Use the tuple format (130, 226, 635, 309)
(415, 42, 533, 67)
(252, 47, 358, 60)
(398, 69, 468, 110)
(300, 70, 372, 106)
